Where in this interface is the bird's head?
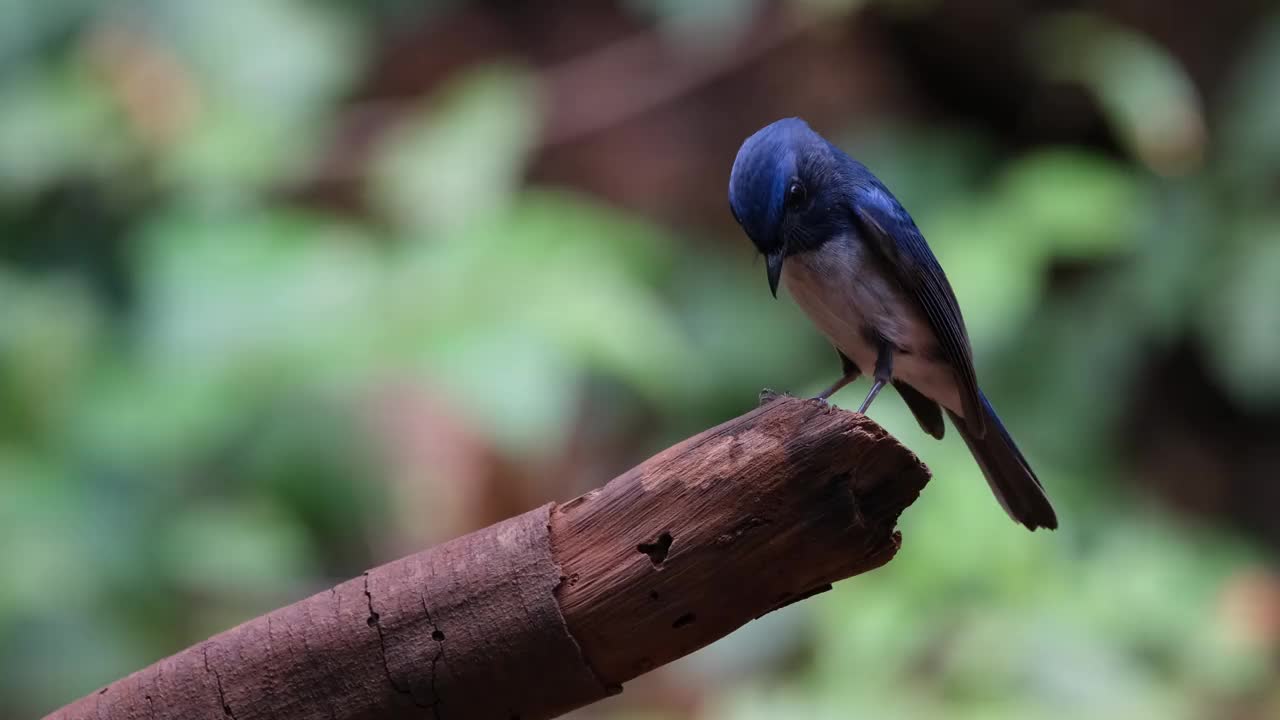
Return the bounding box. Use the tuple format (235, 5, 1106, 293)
(728, 117, 848, 297)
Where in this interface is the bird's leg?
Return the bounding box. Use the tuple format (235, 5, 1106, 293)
(857, 340, 893, 415)
(815, 373, 856, 401)
(815, 350, 860, 401)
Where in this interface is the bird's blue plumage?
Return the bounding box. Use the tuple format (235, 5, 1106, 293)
(728, 121, 800, 256)
(728, 117, 1057, 531)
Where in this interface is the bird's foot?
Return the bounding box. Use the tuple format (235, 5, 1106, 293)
(758, 389, 789, 406)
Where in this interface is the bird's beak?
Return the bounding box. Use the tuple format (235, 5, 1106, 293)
(766, 251, 784, 298)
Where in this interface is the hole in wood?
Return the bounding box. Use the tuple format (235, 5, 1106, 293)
(432, 630, 445, 642)
(637, 531, 674, 566)
(672, 612, 696, 629)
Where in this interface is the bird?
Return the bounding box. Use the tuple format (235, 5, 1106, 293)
(727, 117, 1057, 531)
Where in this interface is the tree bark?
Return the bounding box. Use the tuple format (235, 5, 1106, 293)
(43, 395, 930, 720)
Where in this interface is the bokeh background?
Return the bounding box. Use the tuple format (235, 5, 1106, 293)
(3, 0, 1280, 717)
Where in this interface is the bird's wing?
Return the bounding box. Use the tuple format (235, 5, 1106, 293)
(851, 185, 985, 437)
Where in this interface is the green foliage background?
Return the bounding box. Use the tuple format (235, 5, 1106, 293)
(2, 1, 1278, 718)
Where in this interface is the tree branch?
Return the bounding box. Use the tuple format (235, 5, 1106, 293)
(44, 395, 930, 720)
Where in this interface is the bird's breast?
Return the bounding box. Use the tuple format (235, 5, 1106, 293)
(782, 239, 965, 416)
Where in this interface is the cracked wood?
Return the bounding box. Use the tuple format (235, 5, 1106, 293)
(42, 396, 930, 720)
(551, 394, 930, 686)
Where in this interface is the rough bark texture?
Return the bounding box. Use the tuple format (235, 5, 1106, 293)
(44, 395, 930, 720)
(552, 394, 930, 686)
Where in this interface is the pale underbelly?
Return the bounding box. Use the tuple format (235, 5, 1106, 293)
(782, 256, 966, 417)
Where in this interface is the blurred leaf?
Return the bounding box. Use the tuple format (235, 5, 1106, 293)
(1, 614, 151, 720)
(624, 0, 760, 44)
(630, 0, 868, 42)
(133, 206, 383, 385)
(142, 0, 361, 124)
(0, 452, 91, 617)
(1217, 16, 1280, 195)
(846, 123, 996, 216)
(0, 0, 97, 67)
(0, 269, 101, 443)
(370, 64, 540, 233)
(674, 247, 829, 410)
(0, 63, 132, 199)
(130, 190, 692, 454)
(160, 502, 315, 598)
(389, 190, 694, 449)
(1121, 179, 1216, 342)
(1033, 13, 1204, 176)
(138, 0, 363, 190)
(922, 199, 1043, 348)
(992, 274, 1149, 462)
(995, 149, 1146, 259)
(160, 108, 321, 195)
(1197, 219, 1280, 407)
(243, 395, 384, 570)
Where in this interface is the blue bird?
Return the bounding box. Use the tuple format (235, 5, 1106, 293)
(728, 118, 1057, 531)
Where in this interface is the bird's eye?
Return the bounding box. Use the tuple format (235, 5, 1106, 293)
(785, 181, 807, 210)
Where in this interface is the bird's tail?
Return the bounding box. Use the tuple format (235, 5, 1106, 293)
(947, 392, 1058, 531)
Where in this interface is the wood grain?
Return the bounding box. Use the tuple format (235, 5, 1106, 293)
(44, 395, 929, 720)
(552, 394, 930, 685)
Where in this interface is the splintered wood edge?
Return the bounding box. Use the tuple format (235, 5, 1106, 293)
(550, 395, 930, 687)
